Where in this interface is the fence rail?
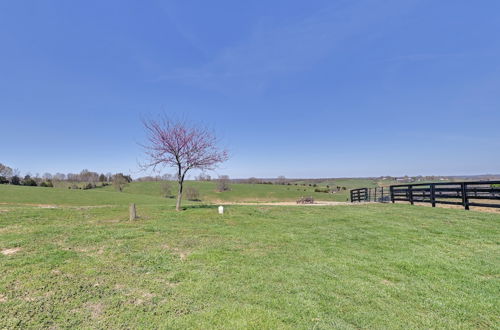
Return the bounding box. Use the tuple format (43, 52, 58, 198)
(351, 181, 500, 210)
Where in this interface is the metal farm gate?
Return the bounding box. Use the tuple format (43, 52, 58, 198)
(350, 187, 391, 203)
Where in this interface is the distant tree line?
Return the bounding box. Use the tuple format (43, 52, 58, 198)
(0, 163, 132, 191)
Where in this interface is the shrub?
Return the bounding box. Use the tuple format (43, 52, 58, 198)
(185, 187, 200, 201)
(0, 176, 8, 184)
(161, 181, 174, 198)
(314, 188, 330, 193)
(217, 175, 231, 192)
(40, 180, 54, 188)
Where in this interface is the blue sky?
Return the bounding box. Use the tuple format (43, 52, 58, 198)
(1, 0, 499, 178)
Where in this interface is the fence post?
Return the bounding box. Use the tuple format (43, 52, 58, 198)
(462, 183, 469, 210)
(430, 184, 436, 207)
(408, 185, 414, 205)
(129, 203, 137, 221)
(374, 187, 377, 202)
(390, 186, 394, 203)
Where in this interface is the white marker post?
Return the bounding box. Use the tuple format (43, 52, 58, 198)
(218, 206, 224, 215)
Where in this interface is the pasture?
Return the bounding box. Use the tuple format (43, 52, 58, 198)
(0, 184, 499, 328)
(101, 179, 381, 203)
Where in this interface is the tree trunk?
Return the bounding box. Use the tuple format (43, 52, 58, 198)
(176, 180, 183, 211)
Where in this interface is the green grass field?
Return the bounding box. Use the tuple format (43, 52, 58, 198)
(102, 180, 363, 203)
(1, 185, 499, 328)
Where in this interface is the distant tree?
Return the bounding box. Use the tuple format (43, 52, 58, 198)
(22, 175, 37, 186)
(161, 173, 174, 181)
(217, 175, 231, 192)
(142, 116, 228, 211)
(0, 176, 8, 184)
(53, 173, 66, 181)
(99, 174, 106, 182)
(112, 173, 128, 192)
(247, 177, 260, 184)
(66, 173, 77, 181)
(0, 163, 13, 178)
(195, 173, 211, 181)
(42, 173, 52, 180)
(276, 176, 286, 185)
(10, 175, 21, 185)
(79, 169, 99, 183)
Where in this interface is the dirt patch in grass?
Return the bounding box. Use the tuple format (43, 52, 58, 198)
(85, 302, 105, 319)
(0, 294, 7, 303)
(72, 205, 114, 210)
(0, 225, 21, 234)
(1, 247, 22, 255)
(162, 244, 191, 261)
(134, 292, 156, 305)
(96, 219, 122, 224)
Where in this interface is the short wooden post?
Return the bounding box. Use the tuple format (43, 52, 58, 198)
(430, 184, 436, 207)
(390, 186, 395, 203)
(129, 203, 137, 221)
(408, 185, 414, 205)
(461, 183, 469, 210)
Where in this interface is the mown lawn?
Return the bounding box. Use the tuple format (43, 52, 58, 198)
(0, 186, 499, 328)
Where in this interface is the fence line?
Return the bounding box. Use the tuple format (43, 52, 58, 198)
(351, 181, 500, 210)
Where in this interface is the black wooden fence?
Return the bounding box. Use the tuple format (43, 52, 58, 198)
(351, 181, 500, 210)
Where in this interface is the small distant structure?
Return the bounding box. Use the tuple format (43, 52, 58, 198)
(218, 206, 224, 215)
(297, 196, 314, 204)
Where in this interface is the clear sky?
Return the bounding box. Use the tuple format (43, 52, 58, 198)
(1, 0, 499, 178)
